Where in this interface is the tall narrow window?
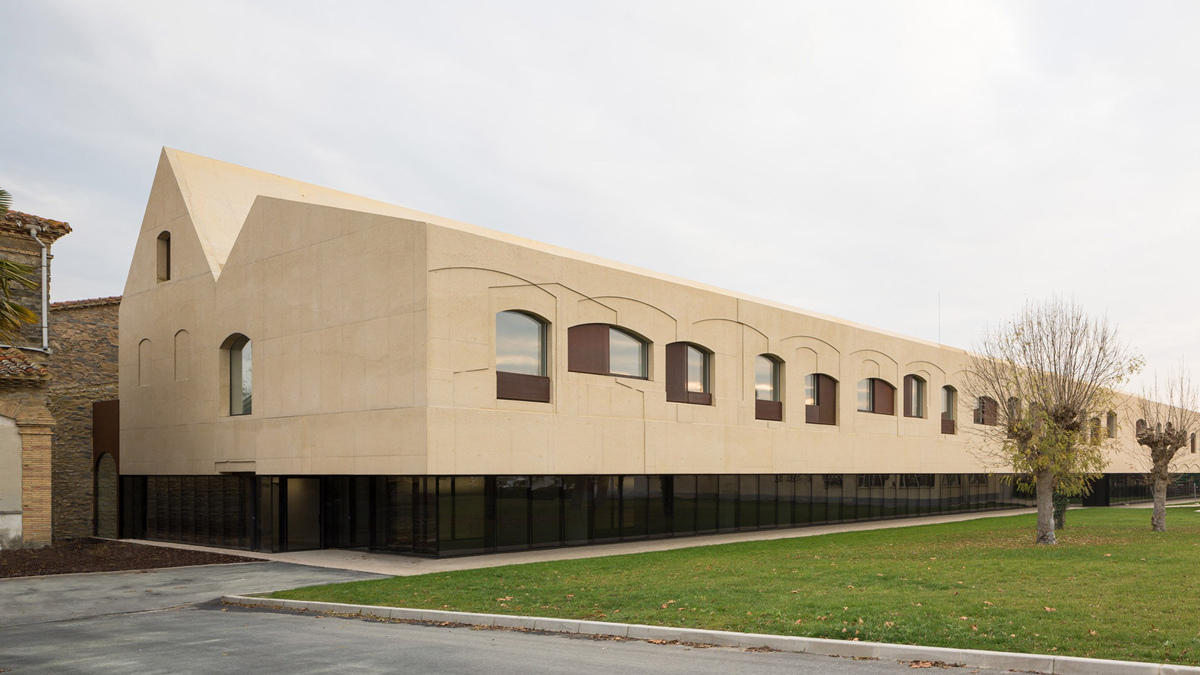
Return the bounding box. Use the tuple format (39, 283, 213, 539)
(226, 335, 252, 416)
(156, 231, 171, 282)
(903, 375, 926, 418)
(666, 342, 711, 405)
(1191, 433, 1196, 454)
(496, 310, 550, 403)
(1106, 412, 1117, 438)
(856, 378, 895, 415)
(567, 323, 648, 379)
(686, 345, 708, 393)
(755, 355, 783, 421)
(941, 385, 957, 434)
(805, 373, 837, 425)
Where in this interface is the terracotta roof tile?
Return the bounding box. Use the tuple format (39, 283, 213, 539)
(50, 296, 121, 310)
(0, 347, 50, 381)
(0, 211, 72, 243)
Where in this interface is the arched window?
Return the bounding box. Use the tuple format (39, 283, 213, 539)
(495, 311, 550, 402)
(156, 231, 171, 282)
(1136, 418, 1147, 435)
(805, 373, 837, 425)
(754, 354, 782, 421)
(609, 328, 649, 379)
(1106, 412, 1117, 438)
(1191, 433, 1196, 454)
(974, 396, 998, 425)
(666, 342, 712, 405)
(138, 339, 151, 387)
(941, 386, 957, 434)
(1006, 397, 1021, 421)
(857, 378, 895, 415)
(223, 334, 252, 416)
(903, 375, 926, 418)
(567, 324, 648, 379)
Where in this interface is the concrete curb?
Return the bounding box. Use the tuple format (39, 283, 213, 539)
(222, 594, 1199, 674)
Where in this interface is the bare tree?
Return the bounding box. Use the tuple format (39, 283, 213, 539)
(1134, 365, 1200, 532)
(964, 297, 1141, 545)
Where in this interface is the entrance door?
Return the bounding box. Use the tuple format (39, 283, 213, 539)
(285, 478, 321, 551)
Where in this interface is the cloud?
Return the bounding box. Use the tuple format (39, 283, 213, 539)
(3, 0, 1200, 384)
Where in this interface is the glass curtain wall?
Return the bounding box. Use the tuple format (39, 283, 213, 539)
(131, 473, 1035, 557)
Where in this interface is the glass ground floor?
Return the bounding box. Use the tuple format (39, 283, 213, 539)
(119, 473, 1053, 556)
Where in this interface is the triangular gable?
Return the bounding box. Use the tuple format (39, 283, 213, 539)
(164, 148, 428, 280)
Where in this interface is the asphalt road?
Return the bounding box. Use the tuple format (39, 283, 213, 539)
(0, 562, 1005, 674)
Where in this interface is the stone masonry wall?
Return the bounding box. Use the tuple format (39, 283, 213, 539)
(47, 298, 120, 539)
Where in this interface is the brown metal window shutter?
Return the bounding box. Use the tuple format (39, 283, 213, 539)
(818, 374, 837, 425)
(567, 324, 609, 375)
(665, 342, 687, 403)
(756, 399, 783, 421)
(902, 375, 913, 417)
(874, 379, 895, 415)
(975, 396, 998, 426)
(496, 371, 551, 403)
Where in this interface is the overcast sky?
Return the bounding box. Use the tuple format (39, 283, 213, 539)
(3, 1, 1199, 385)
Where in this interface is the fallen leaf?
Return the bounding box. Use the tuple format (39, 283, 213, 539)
(1044, 607, 1056, 612)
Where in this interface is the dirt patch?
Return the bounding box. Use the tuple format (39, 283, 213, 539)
(0, 539, 256, 578)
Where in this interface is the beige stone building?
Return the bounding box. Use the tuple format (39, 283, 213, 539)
(118, 149, 1169, 555)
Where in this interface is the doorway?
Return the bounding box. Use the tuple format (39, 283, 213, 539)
(285, 478, 321, 550)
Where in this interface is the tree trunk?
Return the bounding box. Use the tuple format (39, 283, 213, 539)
(1036, 471, 1056, 545)
(1152, 474, 1168, 532)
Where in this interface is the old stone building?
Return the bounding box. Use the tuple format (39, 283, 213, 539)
(0, 210, 70, 547)
(48, 296, 120, 539)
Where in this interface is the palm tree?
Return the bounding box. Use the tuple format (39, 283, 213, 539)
(0, 188, 42, 344)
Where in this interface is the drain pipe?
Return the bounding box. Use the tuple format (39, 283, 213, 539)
(26, 224, 49, 353)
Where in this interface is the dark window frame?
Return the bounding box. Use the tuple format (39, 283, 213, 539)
(902, 374, 926, 418)
(567, 323, 650, 380)
(805, 373, 838, 425)
(666, 341, 712, 405)
(974, 396, 998, 426)
(941, 385, 957, 434)
(857, 377, 896, 415)
(496, 310, 551, 403)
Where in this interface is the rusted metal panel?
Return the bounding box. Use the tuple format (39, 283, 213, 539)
(903, 374, 914, 417)
(496, 371, 551, 403)
(756, 399, 783, 421)
(873, 378, 895, 416)
(665, 342, 687, 403)
(567, 324, 609, 375)
(817, 374, 837, 425)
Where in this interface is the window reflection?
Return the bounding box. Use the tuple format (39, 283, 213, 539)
(609, 327, 646, 378)
(496, 311, 547, 376)
(229, 336, 252, 416)
(755, 355, 779, 401)
(686, 345, 708, 393)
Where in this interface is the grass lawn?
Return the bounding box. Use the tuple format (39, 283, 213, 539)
(274, 507, 1200, 665)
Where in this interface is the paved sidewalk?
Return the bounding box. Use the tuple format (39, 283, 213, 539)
(126, 507, 1036, 577)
